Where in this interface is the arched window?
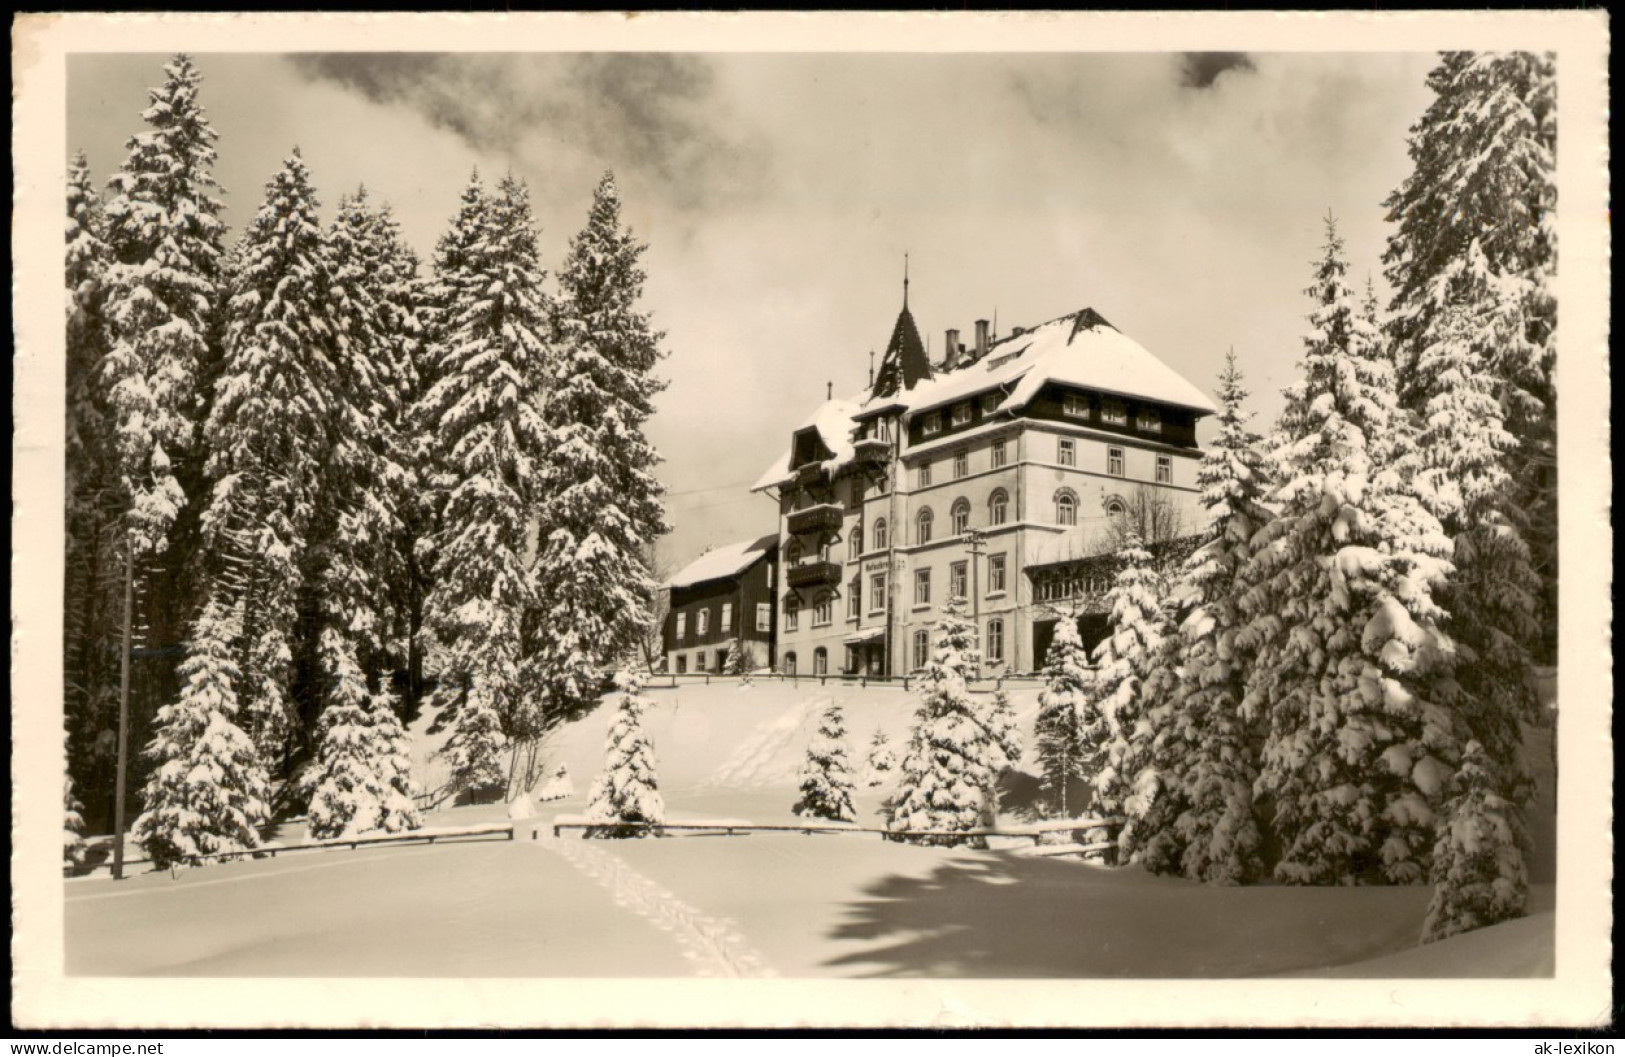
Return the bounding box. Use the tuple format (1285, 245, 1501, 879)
(849, 523, 863, 559)
(988, 489, 1009, 526)
(783, 651, 797, 676)
(912, 629, 930, 670)
(916, 507, 934, 545)
(1055, 489, 1078, 526)
(813, 647, 828, 676)
(1103, 495, 1127, 519)
(873, 518, 889, 551)
(785, 538, 803, 565)
(951, 498, 971, 536)
(785, 595, 801, 632)
(986, 618, 1006, 665)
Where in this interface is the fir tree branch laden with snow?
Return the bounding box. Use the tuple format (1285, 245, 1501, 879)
(99, 54, 226, 561)
(886, 602, 1021, 847)
(131, 598, 271, 869)
(863, 729, 897, 788)
(529, 172, 671, 738)
(1421, 740, 1530, 942)
(1033, 616, 1097, 820)
(420, 172, 553, 780)
(1240, 215, 1460, 887)
(1382, 53, 1556, 657)
(583, 670, 665, 837)
(1088, 532, 1175, 863)
(1143, 351, 1270, 885)
(792, 703, 858, 823)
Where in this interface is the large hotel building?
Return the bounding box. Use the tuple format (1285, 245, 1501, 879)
(751, 290, 1218, 678)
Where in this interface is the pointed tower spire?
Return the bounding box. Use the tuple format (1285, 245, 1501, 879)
(903, 252, 910, 308)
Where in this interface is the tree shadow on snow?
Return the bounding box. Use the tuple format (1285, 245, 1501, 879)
(823, 850, 1445, 979)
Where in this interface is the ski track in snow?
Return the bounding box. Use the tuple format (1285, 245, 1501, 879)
(533, 832, 776, 979)
(704, 697, 826, 788)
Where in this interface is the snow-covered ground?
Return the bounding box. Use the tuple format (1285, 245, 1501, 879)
(65, 680, 1558, 978)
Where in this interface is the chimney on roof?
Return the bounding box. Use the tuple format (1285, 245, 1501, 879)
(974, 319, 990, 360)
(944, 328, 960, 369)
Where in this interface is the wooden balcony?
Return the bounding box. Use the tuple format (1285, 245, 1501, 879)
(785, 560, 842, 589)
(851, 437, 890, 468)
(787, 503, 844, 537)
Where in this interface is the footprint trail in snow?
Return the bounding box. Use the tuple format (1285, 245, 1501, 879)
(534, 832, 776, 979)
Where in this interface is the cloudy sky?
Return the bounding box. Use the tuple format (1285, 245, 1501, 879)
(67, 49, 1439, 569)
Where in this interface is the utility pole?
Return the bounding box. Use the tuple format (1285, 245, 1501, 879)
(964, 527, 985, 680)
(112, 544, 134, 881)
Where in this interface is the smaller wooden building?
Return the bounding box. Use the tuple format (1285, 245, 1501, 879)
(663, 534, 780, 674)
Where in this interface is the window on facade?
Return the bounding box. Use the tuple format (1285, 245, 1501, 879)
(1063, 392, 1088, 419)
(721, 603, 732, 633)
(914, 568, 931, 606)
(756, 603, 770, 632)
(1108, 446, 1125, 477)
(986, 618, 1005, 664)
(1156, 454, 1172, 484)
(697, 609, 710, 636)
(988, 489, 1009, 525)
(785, 596, 800, 632)
(676, 654, 687, 675)
(848, 577, 862, 619)
(869, 572, 886, 613)
(813, 593, 833, 626)
(922, 412, 942, 436)
(850, 526, 863, 559)
(913, 629, 930, 670)
(991, 438, 1008, 468)
(676, 612, 687, 640)
(951, 403, 971, 427)
(917, 462, 932, 488)
(982, 391, 1004, 414)
(786, 538, 803, 565)
(951, 498, 970, 535)
(950, 561, 967, 600)
(989, 554, 1006, 594)
(783, 652, 797, 675)
(916, 507, 933, 545)
(1056, 490, 1078, 526)
(1102, 400, 1127, 425)
(1058, 438, 1076, 467)
(696, 651, 706, 671)
(1140, 408, 1162, 433)
(873, 518, 889, 551)
(813, 647, 828, 676)
(953, 450, 969, 479)
(1104, 496, 1127, 518)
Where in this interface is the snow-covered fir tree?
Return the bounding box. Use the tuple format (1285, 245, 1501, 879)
(539, 763, 574, 802)
(1382, 52, 1557, 655)
(131, 597, 271, 868)
(421, 172, 552, 781)
(792, 703, 858, 822)
(1241, 215, 1460, 887)
(65, 151, 124, 814)
(303, 633, 421, 839)
(1142, 351, 1270, 884)
(583, 670, 664, 836)
(530, 172, 670, 737)
(1032, 616, 1096, 819)
(1089, 533, 1173, 862)
(100, 54, 226, 560)
(64, 776, 87, 868)
(202, 148, 341, 763)
(886, 602, 1019, 847)
(1421, 740, 1529, 942)
(863, 729, 897, 788)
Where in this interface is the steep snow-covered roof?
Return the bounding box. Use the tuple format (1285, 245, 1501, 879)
(666, 533, 778, 589)
(905, 309, 1219, 417)
(751, 395, 865, 492)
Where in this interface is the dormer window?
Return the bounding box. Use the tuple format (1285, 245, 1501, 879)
(981, 391, 1004, 414)
(951, 403, 972, 427)
(1139, 407, 1162, 434)
(922, 412, 942, 436)
(1102, 399, 1127, 426)
(1063, 392, 1088, 419)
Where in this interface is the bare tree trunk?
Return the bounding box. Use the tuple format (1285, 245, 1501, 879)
(112, 543, 134, 881)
